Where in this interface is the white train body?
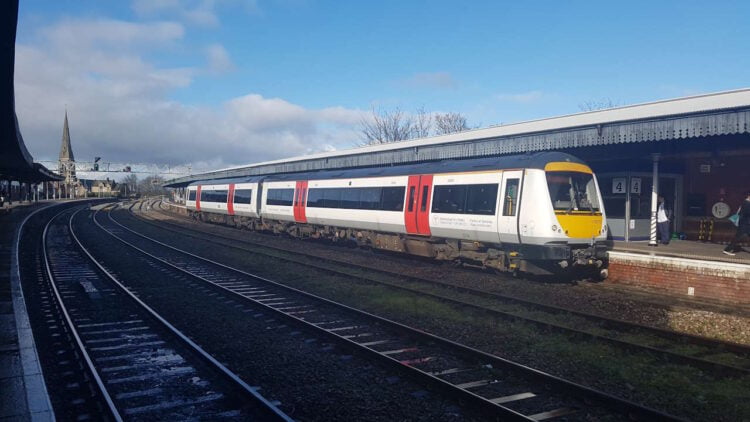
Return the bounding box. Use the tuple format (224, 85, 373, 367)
(185, 152, 610, 276)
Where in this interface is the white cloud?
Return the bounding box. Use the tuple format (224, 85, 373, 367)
(131, 0, 262, 27)
(15, 16, 363, 174)
(205, 43, 235, 73)
(42, 17, 184, 48)
(495, 90, 544, 104)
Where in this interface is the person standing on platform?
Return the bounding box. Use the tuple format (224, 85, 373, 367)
(657, 196, 671, 245)
(723, 191, 750, 256)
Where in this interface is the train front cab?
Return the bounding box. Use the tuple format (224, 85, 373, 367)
(539, 161, 609, 277)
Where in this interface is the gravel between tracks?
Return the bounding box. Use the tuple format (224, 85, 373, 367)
(152, 205, 750, 346)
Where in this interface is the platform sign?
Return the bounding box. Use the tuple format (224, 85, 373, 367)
(612, 177, 626, 194)
(630, 177, 642, 194)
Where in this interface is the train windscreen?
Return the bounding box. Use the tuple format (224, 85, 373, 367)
(546, 172, 600, 213)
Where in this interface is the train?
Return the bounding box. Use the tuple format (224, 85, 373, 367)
(185, 151, 610, 278)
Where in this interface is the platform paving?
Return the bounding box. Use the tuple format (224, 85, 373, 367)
(0, 201, 55, 421)
(613, 239, 750, 265)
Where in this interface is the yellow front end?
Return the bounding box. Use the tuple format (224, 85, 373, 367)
(545, 162, 604, 241)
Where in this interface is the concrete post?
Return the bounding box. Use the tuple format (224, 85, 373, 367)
(649, 153, 660, 246)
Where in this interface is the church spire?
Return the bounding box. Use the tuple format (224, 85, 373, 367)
(58, 110, 76, 184)
(59, 110, 74, 162)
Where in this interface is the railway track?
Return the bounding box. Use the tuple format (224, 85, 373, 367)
(100, 202, 677, 421)
(26, 204, 292, 421)
(141, 199, 750, 377)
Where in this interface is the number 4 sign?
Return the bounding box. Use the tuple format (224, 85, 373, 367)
(630, 177, 642, 194)
(612, 177, 626, 194)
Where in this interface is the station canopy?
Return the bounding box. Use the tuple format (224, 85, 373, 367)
(0, 0, 61, 183)
(165, 89, 750, 188)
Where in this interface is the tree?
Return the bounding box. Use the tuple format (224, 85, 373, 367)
(359, 107, 414, 145)
(359, 106, 470, 145)
(138, 175, 167, 195)
(120, 173, 138, 196)
(434, 112, 469, 135)
(412, 107, 432, 138)
(578, 98, 621, 112)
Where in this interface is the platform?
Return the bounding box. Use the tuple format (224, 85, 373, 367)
(0, 202, 55, 421)
(608, 240, 750, 305)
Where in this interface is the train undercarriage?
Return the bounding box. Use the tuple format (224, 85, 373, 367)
(191, 211, 609, 279)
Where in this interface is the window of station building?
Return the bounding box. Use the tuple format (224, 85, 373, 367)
(432, 185, 467, 214)
(188, 190, 196, 201)
(502, 179, 519, 216)
(200, 189, 228, 203)
(233, 189, 252, 204)
(466, 184, 499, 215)
(266, 188, 295, 206)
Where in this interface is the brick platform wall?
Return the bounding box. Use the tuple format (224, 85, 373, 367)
(607, 252, 750, 304)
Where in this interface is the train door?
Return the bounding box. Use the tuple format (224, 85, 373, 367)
(196, 185, 202, 211)
(404, 175, 433, 235)
(227, 183, 235, 215)
(293, 180, 308, 223)
(497, 171, 522, 243)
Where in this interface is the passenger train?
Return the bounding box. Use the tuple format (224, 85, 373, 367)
(185, 152, 610, 278)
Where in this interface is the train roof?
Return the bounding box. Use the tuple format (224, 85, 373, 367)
(188, 151, 585, 186)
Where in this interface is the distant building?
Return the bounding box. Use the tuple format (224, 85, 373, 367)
(79, 178, 117, 196)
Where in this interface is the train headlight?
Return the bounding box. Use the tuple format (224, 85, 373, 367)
(551, 225, 558, 232)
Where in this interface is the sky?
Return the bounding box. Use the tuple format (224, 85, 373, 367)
(14, 0, 750, 179)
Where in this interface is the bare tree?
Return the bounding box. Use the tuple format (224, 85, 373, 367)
(360, 107, 414, 145)
(359, 107, 472, 145)
(578, 98, 621, 112)
(412, 107, 432, 138)
(434, 112, 469, 135)
(120, 173, 138, 196)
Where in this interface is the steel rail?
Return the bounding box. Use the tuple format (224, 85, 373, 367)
(139, 201, 750, 375)
(68, 205, 295, 422)
(42, 208, 124, 422)
(105, 203, 680, 421)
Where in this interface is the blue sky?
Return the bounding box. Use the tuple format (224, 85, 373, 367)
(14, 0, 750, 176)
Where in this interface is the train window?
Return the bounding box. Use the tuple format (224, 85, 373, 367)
(340, 188, 360, 209)
(323, 188, 342, 208)
(380, 187, 405, 211)
(233, 189, 252, 204)
(420, 185, 430, 212)
(407, 186, 415, 212)
(266, 188, 295, 206)
(200, 189, 228, 203)
(546, 172, 600, 212)
(466, 184, 499, 215)
(359, 187, 381, 210)
(503, 179, 519, 216)
(431, 185, 467, 214)
(188, 190, 196, 201)
(306, 188, 324, 207)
